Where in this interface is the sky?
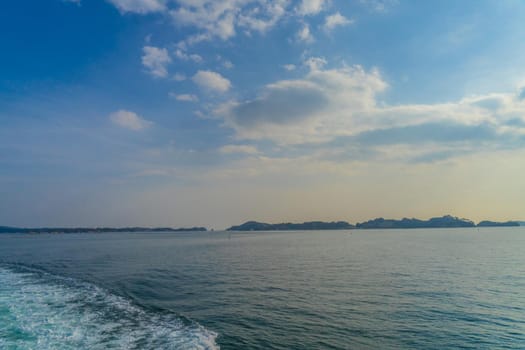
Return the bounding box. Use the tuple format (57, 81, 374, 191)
(1, 0, 525, 229)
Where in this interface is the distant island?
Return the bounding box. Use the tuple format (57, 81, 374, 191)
(477, 221, 521, 227)
(355, 215, 476, 229)
(1, 215, 522, 234)
(228, 221, 355, 231)
(0, 226, 207, 234)
(227, 215, 521, 231)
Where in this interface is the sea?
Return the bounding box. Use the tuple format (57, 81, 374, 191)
(1, 227, 524, 349)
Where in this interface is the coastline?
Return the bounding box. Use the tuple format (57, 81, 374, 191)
(1, 215, 521, 234)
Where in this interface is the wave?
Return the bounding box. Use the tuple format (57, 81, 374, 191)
(0, 265, 219, 350)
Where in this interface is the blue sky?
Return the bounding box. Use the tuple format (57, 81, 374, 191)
(1, 0, 525, 228)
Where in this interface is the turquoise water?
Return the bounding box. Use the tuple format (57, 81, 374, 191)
(1, 228, 524, 349)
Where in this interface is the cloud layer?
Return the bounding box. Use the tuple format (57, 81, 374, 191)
(218, 60, 388, 143)
(106, 0, 344, 47)
(113, 0, 525, 164)
(215, 59, 525, 162)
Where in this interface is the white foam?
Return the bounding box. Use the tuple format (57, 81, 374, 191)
(0, 266, 220, 349)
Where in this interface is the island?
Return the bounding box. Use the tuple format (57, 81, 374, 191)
(2, 215, 522, 234)
(227, 221, 355, 231)
(477, 221, 520, 227)
(356, 215, 475, 229)
(0, 226, 207, 234)
(227, 215, 523, 231)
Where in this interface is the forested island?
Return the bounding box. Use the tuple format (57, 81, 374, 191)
(227, 221, 355, 231)
(227, 215, 521, 231)
(0, 226, 207, 234)
(355, 215, 476, 229)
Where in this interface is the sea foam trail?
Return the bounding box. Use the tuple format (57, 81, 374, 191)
(0, 266, 219, 350)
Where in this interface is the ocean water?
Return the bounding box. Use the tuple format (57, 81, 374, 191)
(0, 228, 524, 349)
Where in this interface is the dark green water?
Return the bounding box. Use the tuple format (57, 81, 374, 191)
(1, 228, 524, 349)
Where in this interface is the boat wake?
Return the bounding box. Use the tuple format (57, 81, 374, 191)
(0, 265, 219, 349)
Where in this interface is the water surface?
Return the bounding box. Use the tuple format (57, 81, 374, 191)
(1, 228, 524, 349)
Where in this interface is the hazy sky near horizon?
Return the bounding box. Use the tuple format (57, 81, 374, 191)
(1, 0, 525, 228)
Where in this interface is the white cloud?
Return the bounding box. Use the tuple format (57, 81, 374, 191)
(109, 110, 152, 130)
(283, 64, 296, 71)
(106, 0, 358, 48)
(297, 24, 314, 43)
(170, 2, 239, 41)
(174, 49, 203, 63)
(173, 73, 187, 81)
(169, 93, 199, 102)
(238, 0, 289, 33)
(107, 0, 166, 14)
(324, 12, 353, 31)
(171, 0, 290, 45)
(192, 70, 232, 93)
(217, 62, 386, 143)
(360, 0, 398, 13)
(141, 46, 171, 78)
(194, 110, 206, 119)
(296, 0, 326, 16)
(216, 55, 234, 69)
(108, 0, 337, 47)
(304, 56, 326, 70)
(215, 59, 525, 147)
(219, 144, 260, 154)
